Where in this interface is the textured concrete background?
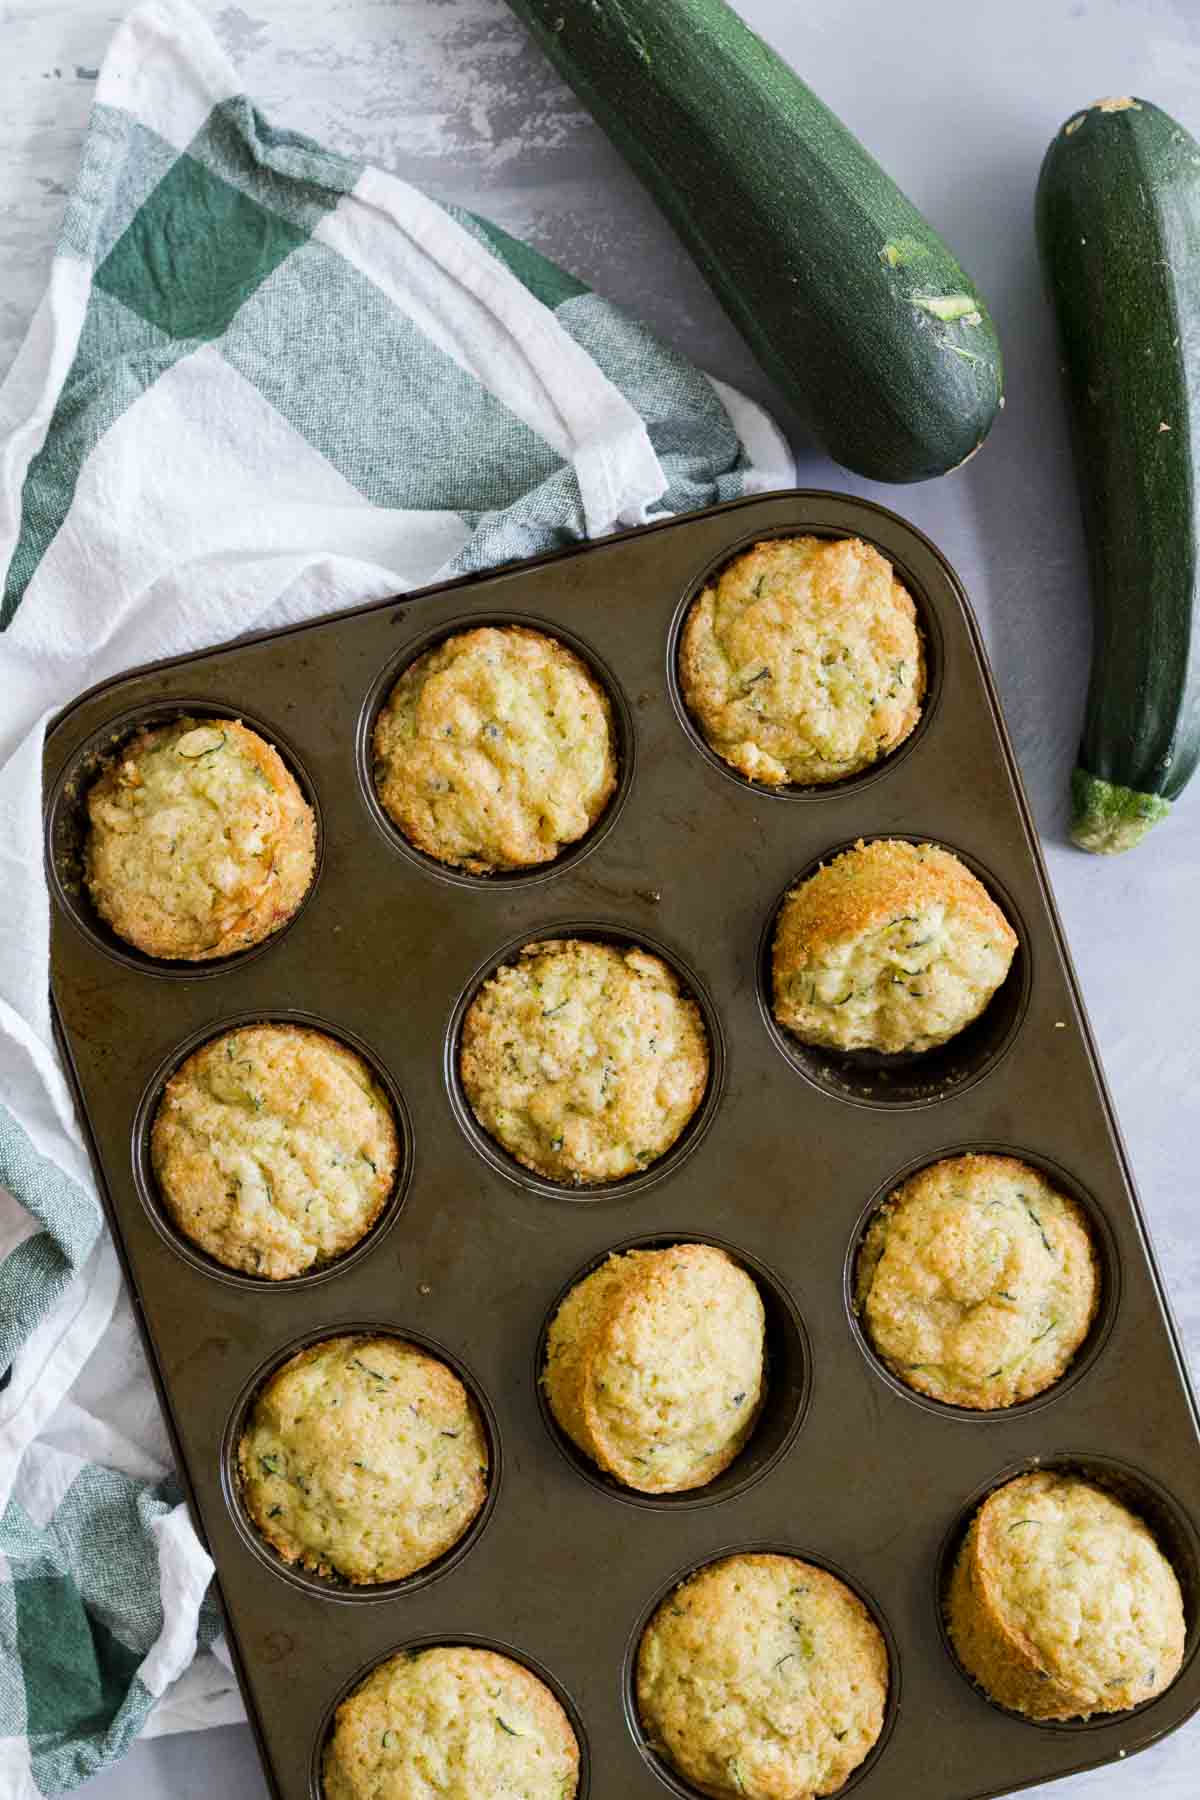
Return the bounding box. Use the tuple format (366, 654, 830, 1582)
(3, 0, 1200, 1794)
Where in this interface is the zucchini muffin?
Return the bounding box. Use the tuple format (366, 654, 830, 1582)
(637, 1553, 888, 1800)
(679, 535, 925, 786)
(322, 1644, 579, 1800)
(373, 625, 617, 873)
(772, 839, 1018, 1054)
(151, 1024, 398, 1279)
(855, 1154, 1100, 1410)
(543, 1244, 766, 1493)
(239, 1335, 488, 1584)
(459, 938, 709, 1184)
(947, 1471, 1186, 1719)
(85, 716, 315, 960)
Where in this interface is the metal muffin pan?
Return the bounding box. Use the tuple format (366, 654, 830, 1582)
(44, 489, 1200, 1800)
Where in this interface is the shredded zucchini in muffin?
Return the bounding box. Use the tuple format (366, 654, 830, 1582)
(948, 1472, 1185, 1719)
(239, 1335, 487, 1583)
(772, 839, 1017, 1053)
(322, 1645, 579, 1800)
(373, 625, 616, 872)
(151, 1024, 397, 1278)
(85, 716, 315, 959)
(637, 1554, 888, 1799)
(459, 939, 709, 1183)
(856, 1155, 1100, 1409)
(679, 535, 925, 785)
(544, 1245, 766, 1492)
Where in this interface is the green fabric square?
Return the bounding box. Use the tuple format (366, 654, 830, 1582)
(16, 1579, 141, 1742)
(95, 151, 306, 342)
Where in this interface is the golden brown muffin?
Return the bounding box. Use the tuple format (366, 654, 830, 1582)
(238, 1335, 488, 1584)
(637, 1553, 889, 1800)
(772, 839, 1017, 1054)
(151, 1024, 398, 1279)
(322, 1644, 579, 1800)
(855, 1154, 1100, 1409)
(679, 535, 924, 786)
(85, 716, 315, 959)
(543, 1244, 766, 1493)
(373, 625, 617, 872)
(459, 938, 709, 1184)
(947, 1471, 1186, 1719)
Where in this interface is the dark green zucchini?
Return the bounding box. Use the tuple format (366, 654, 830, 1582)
(504, 0, 1002, 483)
(1037, 96, 1200, 852)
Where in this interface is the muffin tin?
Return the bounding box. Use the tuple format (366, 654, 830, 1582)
(44, 489, 1200, 1799)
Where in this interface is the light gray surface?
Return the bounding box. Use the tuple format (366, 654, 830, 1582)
(4, 0, 1200, 1795)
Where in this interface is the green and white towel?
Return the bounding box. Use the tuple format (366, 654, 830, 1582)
(0, 1, 790, 1792)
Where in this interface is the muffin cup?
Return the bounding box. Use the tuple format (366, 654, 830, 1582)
(758, 833, 1031, 1108)
(44, 698, 323, 977)
(844, 1144, 1120, 1420)
(535, 1233, 810, 1510)
(667, 524, 945, 801)
(356, 611, 635, 889)
(936, 1453, 1200, 1729)
(445, 922, 725, 1200)
(131, 1011, 411, 1289)
(222, 1323, 501, 1602)
(623, 1542, 900, 1800)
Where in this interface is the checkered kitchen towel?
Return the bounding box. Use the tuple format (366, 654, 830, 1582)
(0, 1, 790, 1791)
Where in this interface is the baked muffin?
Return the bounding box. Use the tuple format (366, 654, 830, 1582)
(637, 1553, 888, 1800)
(544, 1244, 766, 1493)
(855, 1154, 1100, 1410)
(459, 938, 709, 1184)
(322, 1644, 579, 1800)
(947, 1471, 1186, 1719)
(373, 625, 617, 873)
(239, 1335, 487, 1584)
(772, 839, 1017, 1054)
(679, 535, 924, 786)
(85, 716, 315, 959)
(151, 1024, 398, 1279)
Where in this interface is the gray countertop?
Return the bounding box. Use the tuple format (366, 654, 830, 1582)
(4, 1, 1199, 1795)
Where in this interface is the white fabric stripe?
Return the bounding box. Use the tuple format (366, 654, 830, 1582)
(321, 170, 667, 536)
(0, 1737, 38, 1800)
(139, 1505, 215, 1698)
(96, 0, 238, 156)
(705, 376, 795, 494)
(13, 1441, 85, 1531)
(0, 1241, 122, 1514)
(0, 263, 92, 571)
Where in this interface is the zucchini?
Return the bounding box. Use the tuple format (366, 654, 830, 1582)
(1037, 97, 1200, 852)
(504, 0, 1002, 483)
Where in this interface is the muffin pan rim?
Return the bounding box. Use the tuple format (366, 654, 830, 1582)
(43, 694, 325, 980)
(354, 607, 636, 890)
(442, 918, 727, 1202)
(842, 1140, 1121, 1423)
(620, 1538, 903, 1800)
(755, 831, 1032, 1110)
(665, 521, 946, 803)
(933, 1450, 1200, 1732)
(129, 1007, 413, 1292)
(219, 1319, 502, 1604)
(533, 1228, 812, 1512)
